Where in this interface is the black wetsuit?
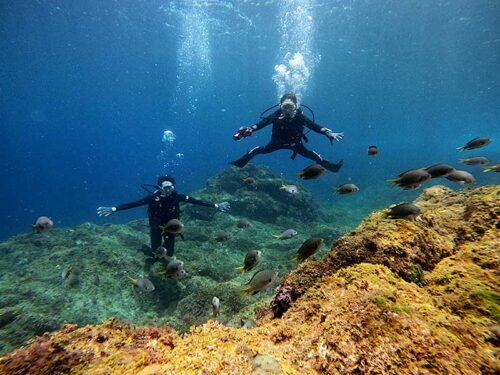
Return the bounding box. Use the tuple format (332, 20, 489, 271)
(115, 191, 215, 257)
(231, 109, 343, 172)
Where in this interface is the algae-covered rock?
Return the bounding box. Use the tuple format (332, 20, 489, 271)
(182, 164, 321, 225)
(0, 166, 349, 356)
(269, 184, 500, 318)
(0, 180, 498, 373)
(1, 262, 496, 374)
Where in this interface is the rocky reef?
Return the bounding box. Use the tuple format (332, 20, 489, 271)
(0, 165, 344, 356)
(0, 182, 497, 374)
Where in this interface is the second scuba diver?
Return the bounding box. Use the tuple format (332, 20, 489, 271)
(97, 175, 230, 269)
(230, 92, 344, 172)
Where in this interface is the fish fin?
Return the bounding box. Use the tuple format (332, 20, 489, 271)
(240, 285, 252, 295)
(179, 233, 185, 240)
(128, 276, 137, 284)
(251, 290, 260, 296)
(32, 225, 37, 233)
(386, 179, 398, 188)
(459, 158, 466, 163)
(234, 266, 246, 275)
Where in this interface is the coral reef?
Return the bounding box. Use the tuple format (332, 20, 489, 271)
(0, 184, 497, 374)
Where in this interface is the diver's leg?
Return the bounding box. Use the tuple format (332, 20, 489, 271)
(144, 221, 161, 272)
(164, 234, 176, 257)
(293, 144, 343, 173)
(230, 143, 280, 168)
(149, 223, 162, 255)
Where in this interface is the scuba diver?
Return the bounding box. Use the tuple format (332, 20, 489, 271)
(230, 92, 344, 172)
(97, 175, 230, 268)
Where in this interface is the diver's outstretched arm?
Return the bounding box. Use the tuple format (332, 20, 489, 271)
(97, 196, 152, 216)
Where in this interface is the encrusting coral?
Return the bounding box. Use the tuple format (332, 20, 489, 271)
(0, 185, 498, 374)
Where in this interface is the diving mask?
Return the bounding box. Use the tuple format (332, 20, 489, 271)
(160, 181, 174, 195)
(280, 98, 297, 118)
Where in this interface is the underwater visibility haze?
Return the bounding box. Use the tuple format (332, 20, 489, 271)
(0, 0, 499, 371)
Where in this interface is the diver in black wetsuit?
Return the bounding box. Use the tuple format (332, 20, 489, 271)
(97, 176, 230, 264)
(230, 92, 344, 172)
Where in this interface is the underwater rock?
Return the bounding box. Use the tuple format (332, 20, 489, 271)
(1, 260, 497, 374)
(182, 164, 321, 224)
(269, 184, 499, 318)
(0, 182, 497, 373)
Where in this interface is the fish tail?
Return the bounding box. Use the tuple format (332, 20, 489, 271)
(386, 179, 398, 188)
(280, 184, 286, 190)
(483, 166, 492, 172)
(456, 146, 465, 152)
(459, 158, 466, 163)
(273, 234, 281, 239)
(32, 225, 37, 233)
(234, 266, 246, 275)
(127, 276, 136, 284)
(240, 285, 252, 295)
(294, 172, 303, 179)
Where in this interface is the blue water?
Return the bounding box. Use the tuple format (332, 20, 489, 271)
(1, 0, 499, 241)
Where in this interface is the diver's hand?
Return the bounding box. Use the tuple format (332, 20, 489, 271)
(97, 206, 116, 217)
(325, 130, 344, 143)
(215, 202, 230, 212)
(233, 127, 253, 141)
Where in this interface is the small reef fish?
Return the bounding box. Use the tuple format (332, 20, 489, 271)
(274, 229, 298, 240)
(483, 164, 500, 172)
(388, 168, 431, 189)
(457, 137, 491, 151)
(235, 250, 262, 274)
(33, 216, 53, 233)
(153, 246, 168, 259)
(446, 170, 475, 184)
(62, 266, 81, 286)
(236, 218, 251, 229)
(293, 237, 324, 262)
(160, 219, 184, 234)
(367, 145, 379, 156)
(214, 230, 231, 242)
(241, 269, 277, 295)
(295, 163, 326, 180)
(387, 203, 421, 219)
(61, 266, 73, 280)
(280, 184, 299, 194)
(129, 277, 155, 292)
(459, 157, 489, 166)
(335, 183, 359, 194)
(425, 163, 455, 178)
(212, 296, 220, 317)
(160, 257, 186, 279)
(242, 176, 256, 185)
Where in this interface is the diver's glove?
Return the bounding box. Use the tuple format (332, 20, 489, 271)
(324, 129, 344, 144)
(215, 202, 231, 212)
(97, 206, 116, 217)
